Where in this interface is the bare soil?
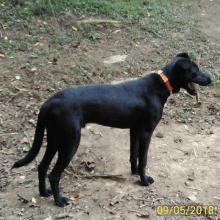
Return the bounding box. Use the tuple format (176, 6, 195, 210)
(1, 0, 220, 219)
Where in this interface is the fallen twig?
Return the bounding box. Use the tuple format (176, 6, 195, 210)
(1, 132, 18, 136)
(9, 168, 33, 175)
(77, 19, 120, 25)
(132, 196, 151, 202)
(194, 149, 197, 158)
(17, 193, 29, 203)
(175, 148, 189, 154)
(82, 174, 125, 181)
(188, 187, 201, 191)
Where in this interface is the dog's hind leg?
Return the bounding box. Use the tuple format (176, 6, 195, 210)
(48, 127, 81, 207)
(38, 132, 57, 197)
(130, 127, 139, 175)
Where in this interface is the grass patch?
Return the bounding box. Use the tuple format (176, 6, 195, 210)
(177, 108, 191, 120)
(1, 0, 191, 31)
(206, 70, 220, 88)
(0, 0, 208, 56)
(0, 0, 219, 90)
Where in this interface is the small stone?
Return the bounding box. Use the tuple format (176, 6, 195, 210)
(185, 181, 190, 186)
(174, 138, 179, 143)
(103, 55, 127, 64)
(174, 138, 182, 143)
(188, 173, 195, 181)
(188, 193, 197, 202)
(23, 146, 29, 152)
(156, 132, 163, 138)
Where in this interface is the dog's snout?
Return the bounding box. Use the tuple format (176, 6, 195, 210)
(203, 74, 212, 85)
(207, 77, 212, 84)
(193, 73, 212, 86)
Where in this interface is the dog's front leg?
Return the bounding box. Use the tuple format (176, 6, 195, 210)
(138, 130, 154, 186)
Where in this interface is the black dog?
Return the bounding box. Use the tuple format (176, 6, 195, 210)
(12, 53, 211, 207)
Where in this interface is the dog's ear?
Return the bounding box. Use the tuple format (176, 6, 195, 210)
(176, 59, 192, 71)
(176, 53, 190, 59)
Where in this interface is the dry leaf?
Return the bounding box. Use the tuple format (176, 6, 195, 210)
(32, 197, 37, 203)
(72, 26, 77, 31)
(53, 58, 58, 64)
(114, 30, 121, 34)
(69, 197, 76, 201)
(137, 213, 150, 218)
(20, 176, 26, 180)
(15, 75, 21, 80)
(43, 217, 53, 220)
(31, 67, 37, 72)
(28, 119, 36, 126)
(20, 137, 28, 144)
(188, 193, 197, 202)
(70, 193, 81, 201)
(71, 41, 80, 48)
(110, 194, 123, 206)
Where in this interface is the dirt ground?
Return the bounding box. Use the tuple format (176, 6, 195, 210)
(1, 0, 220, 219)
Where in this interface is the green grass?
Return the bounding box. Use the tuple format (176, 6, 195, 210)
(1, 0, 219, 86)
(205, 70, 220, 87)
(0, 0, 190, 30)
(177, 108, 191, 120)
(0, 0, 185, 19)
(0, 0, 209, 55)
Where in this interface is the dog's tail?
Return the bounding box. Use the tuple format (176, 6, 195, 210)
(12, 104, 48, 169)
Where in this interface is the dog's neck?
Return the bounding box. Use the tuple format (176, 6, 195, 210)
(158, 70, 173, 93)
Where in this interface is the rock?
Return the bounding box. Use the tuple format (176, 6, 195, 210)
(188, 172, 195, 181)
(174, 138, 182, 143)
(23, 146, 29, 152)
(103, 55, 127, 64)
(188, 193, 197, 202)
(156, 132, 163, 138)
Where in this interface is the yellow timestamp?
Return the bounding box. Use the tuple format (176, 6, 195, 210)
(156, 205, 214, 216)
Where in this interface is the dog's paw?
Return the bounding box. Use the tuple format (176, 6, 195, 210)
(55, 197, 69, 207)
(40, 189, 52, 197)
(142, 176, 154, 186)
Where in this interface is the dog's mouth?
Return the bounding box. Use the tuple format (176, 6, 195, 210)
(185, 83, 196, 95)
(189, 83, 197, 95)
(186, 83, 199, 102)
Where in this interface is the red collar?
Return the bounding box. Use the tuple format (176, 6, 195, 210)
(158, 70, 173, 93)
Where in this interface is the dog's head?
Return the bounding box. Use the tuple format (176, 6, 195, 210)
(164, 53, 212, 95)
